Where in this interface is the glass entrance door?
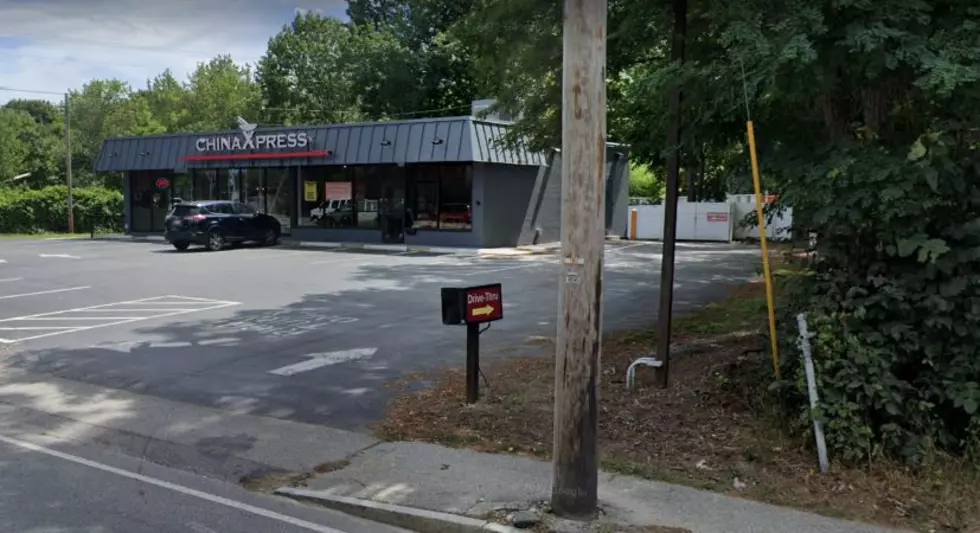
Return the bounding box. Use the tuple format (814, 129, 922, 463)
(130, 172, 171, 232)
(379, 167, 406, 244)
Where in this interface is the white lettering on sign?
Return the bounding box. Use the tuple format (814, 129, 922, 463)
(467, 291, 500, 304)
(194, 117, 312, 152)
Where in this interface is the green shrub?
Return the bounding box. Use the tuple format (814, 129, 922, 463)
(774, 133, 980, 465)
(0, 185, 123, 234)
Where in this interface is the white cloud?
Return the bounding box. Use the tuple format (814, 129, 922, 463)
(0, 0, 349, 104)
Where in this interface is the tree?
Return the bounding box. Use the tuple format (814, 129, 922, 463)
(184, 56, 262, 131)
(258, 12, 364, 125)
(0, 108, 35, 183)
(139, 70, 192, 132)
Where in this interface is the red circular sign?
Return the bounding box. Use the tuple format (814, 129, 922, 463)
(155, 178, 170, 189)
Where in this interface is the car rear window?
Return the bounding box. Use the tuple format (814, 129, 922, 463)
(171, 205, 200, 217)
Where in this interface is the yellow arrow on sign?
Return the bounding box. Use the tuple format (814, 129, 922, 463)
(472, 305, 495, 316)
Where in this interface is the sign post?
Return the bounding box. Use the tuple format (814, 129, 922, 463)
(441, 283, 504, 403)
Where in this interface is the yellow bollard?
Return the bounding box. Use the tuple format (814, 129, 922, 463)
(629, 208, 638, 240)
(747, 120, 781, 379)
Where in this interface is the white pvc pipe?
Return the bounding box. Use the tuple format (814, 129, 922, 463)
(796, 313, 829, 474)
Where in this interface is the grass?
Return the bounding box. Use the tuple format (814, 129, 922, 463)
(374, 249, 980, 533)
(0, 232, 87, 240)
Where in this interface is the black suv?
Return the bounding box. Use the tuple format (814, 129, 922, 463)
(164, 200, 282, 251)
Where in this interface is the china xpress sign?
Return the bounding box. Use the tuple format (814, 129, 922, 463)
(195, 117, 311, 152)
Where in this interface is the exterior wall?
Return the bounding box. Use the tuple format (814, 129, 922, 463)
(517, 151, 562, 246)
(478, 163, 540, 247)
(606, 150, 630, 238)
(516, 147, 631, 245)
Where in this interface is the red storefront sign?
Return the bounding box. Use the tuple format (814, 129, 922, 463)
(706, 212, 729, 222)
(155, 178, 170, 189)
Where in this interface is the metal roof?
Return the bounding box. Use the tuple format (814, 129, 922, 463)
(94, 116, 547, 172)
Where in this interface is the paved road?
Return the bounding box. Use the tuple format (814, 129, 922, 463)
(0, 238, 759, 430)
(0, 427, 411, 533)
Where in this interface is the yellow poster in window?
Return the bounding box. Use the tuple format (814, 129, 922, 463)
(303, 181, 318, 202)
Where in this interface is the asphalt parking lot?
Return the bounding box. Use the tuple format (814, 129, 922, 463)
(0, 237, 760, 430)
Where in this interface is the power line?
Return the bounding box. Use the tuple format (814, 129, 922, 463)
(0, 34, 266, 62)
(0, 50, 219, 71)
(0, 86, 64, 96)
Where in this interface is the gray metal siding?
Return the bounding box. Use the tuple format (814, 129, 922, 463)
(94, 117, 546, 172)
(479, 163, 540, 247)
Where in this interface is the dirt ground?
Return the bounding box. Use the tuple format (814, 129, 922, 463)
(376, 270, 980, 533)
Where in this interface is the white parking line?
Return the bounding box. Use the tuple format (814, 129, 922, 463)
(0, 278, 21, 283)
(0, 286, 90, 300)
(0, 433, 348, 533)
(0, 295, 240, 344)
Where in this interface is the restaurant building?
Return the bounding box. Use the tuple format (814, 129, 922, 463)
(94, 114, 630, 248)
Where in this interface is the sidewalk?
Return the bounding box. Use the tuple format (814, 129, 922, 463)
(0, 367, 907, 533)
(277, 441, 908, 533)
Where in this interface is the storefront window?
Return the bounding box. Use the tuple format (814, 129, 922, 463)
(300, 166, 355, 228)
(407, 164, 472, 231)
(227, 169, 244, 203)
(265, 168, 295, 234)
(243, 168, 264, 212)
(172, 173, 192, 205)
(193, 169, 215, 200)
(409, 167, 439, 230)
(439, 166, 472, 231)
(353, 167, 381, 230)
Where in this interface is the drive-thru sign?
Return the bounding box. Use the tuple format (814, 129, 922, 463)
(441, 283, 503, 325)
(441, 283, 504, 403)
(464, 285, 503, 323)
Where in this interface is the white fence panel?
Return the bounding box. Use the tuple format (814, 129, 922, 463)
(632, 201, 734, 242)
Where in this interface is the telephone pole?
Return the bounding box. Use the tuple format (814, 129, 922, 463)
(64, 92, 74, 233)
(552, 0, 607, 519)
(655, 0, 688, 388)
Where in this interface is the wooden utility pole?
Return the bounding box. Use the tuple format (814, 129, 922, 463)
(655, 0, 688, 388)
(64, 92, 74, 233)
(552, 0, 607, 520)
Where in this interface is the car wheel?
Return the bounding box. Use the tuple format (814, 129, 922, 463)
(206, 230, 225, 251)
(262, 228, 279, 246)
(172, 241, 190, 251)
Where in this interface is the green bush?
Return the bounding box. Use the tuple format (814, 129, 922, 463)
(773, 134, 980, 465)
(0, 185, 123, 234)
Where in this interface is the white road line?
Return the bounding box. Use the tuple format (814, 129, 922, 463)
(0, 327, 80, 330)
(71, 308, 200, 313)
(38, 253, 82, 259)
(269, 348, 378, 376)
(0, 433, 348, 533)
(0, 259, 6, 263)
(153, 294, 239, 303)
(0, 303, 238, 343)
(8, 317, 141, 321)
(0, 277, 22, 283)
(0, 296, 241, 343)
(0, 286, 90, 301)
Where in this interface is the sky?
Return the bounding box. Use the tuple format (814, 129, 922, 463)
(0, 0, 349, 105)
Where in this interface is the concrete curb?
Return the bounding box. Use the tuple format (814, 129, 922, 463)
(276, 488, 521, 533)
(91, 234, 561, 257)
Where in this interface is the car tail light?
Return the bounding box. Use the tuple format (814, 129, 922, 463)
(184, 214, 206, 222)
